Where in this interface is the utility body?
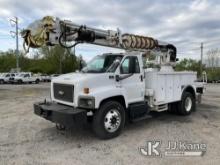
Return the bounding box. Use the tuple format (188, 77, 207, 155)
(23, 16, 205, 139)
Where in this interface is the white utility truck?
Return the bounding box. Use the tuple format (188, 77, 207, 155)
(11, 72, 40, 84)
(0, 73, 17, 84)
(22, 16, 205, 139)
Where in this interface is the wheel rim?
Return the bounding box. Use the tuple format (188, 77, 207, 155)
(104, 109, 121, 133)
(185, 97, 192, 112)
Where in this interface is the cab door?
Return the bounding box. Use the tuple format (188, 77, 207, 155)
(5, 74, 10, 81)
(118, 56, 145, 103)
(24, 74, 30, 82)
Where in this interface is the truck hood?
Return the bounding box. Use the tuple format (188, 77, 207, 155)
(51, 72, 117, 106)
(53, 72, 108, 83)
(52, 72, 116, 91)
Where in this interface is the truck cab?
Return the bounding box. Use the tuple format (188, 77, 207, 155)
(34, 52, 204, 139)
(51, 52, 144, 108)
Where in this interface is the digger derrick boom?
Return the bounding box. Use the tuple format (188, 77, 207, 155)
(21, 16, 176, 62)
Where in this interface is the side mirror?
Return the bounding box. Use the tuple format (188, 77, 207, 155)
(115, 74, 133, 82)
(115, 75, 120, 82)
(119, 65, 123, 74)
(79, 60, 83, 71)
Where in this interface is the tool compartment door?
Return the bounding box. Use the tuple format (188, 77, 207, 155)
(145, 70, 197, 105)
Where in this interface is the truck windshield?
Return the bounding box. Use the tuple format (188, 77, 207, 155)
(82, 54, 123, 73)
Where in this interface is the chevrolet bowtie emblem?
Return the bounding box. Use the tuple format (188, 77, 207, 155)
(58, 91, 64, 95)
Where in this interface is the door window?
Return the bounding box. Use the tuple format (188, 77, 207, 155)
(121, 56, 140, 74)
(24, 74, 30, 78)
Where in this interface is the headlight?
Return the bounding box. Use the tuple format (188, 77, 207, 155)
(78, 97, 95, 109)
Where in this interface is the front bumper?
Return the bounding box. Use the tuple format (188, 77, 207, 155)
(34, 101, 87, 126)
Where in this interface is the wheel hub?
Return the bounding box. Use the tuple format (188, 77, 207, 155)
(110, 117, 117, 125)
(185, 97, 192, 112)
(104, 109, 121, 133)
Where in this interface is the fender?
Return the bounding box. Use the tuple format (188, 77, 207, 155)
(91, 86, 128, 109)
(181, 85, 196, 99)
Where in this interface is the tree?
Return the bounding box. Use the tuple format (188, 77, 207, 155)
(175, 58, 204, 76)
(206, 48, 220, 70)
(0, 50, 16, 72)
(205, 48, 220, 81)
(0, 46, 84, 74)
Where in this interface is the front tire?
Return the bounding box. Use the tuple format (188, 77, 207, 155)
(177, 92, 195, 115)
(92, 101, 125, 139)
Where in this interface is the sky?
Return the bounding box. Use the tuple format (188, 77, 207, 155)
(0, 0, 220, 61)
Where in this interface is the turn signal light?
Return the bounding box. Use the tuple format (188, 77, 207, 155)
(83, 88, 90, 94)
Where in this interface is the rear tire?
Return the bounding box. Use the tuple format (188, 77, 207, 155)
(92, 101, 125, 139)
(177, 92, 195, 115)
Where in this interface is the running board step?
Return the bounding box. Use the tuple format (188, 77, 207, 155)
(152, 104, 168, 112)
(131, 114, 152, 122)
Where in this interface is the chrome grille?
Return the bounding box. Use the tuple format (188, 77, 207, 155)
(53, 83, 74, 103)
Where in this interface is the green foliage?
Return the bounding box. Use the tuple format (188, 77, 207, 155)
(0, 50, 16, 72)
(175, 58, 220, 81)
(175, 58, 204, 76)
(0, 45, 83, 74)
(205, 68, 220, 81)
